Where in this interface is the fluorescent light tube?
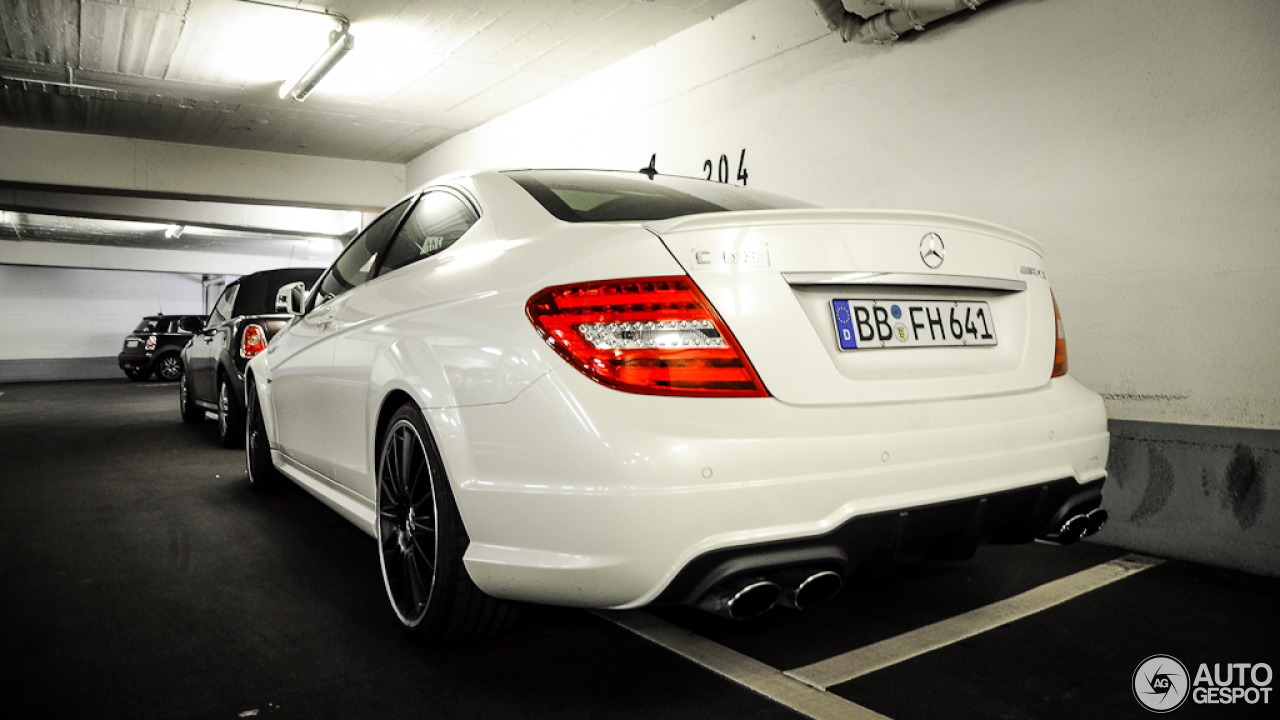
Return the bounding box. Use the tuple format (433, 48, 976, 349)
(280, 28, 355, 101)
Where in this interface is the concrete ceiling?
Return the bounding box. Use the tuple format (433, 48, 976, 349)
(0, 0, 748, 165)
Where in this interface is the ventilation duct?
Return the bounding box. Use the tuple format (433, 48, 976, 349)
(809, 0, 990, 44)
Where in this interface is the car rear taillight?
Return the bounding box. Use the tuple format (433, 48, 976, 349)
(145, 335, 157, 351)
(526, 276, 768, 397)
(241, 324, 268, 358)
(1052, 292, 1068, 378)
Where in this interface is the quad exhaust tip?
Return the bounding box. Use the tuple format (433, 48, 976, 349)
(774, 568, 843, 611)
(1085, 507, 1108, 535)
(696, 577, 781, 620)
(1043, 508, 1109, 545)
(696, 568, 844, 619)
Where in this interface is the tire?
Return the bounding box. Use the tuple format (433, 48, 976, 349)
(179, 372, 204, 423)
(154, 353, 183, 382)
(124, 367, 151, 381)
(245, 381, 285, 492)
(376, 402, 521, 643)
(217, 374, 245, 448)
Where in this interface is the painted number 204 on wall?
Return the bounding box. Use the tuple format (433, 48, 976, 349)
(832, 299, 998, 350)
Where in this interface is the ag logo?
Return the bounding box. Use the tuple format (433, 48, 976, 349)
(1134, 655, 1190, 712)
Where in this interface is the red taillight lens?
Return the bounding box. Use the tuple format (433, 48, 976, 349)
(145, 335, 157, 351)
(1051, 292, 1068, 378)
(526, 276, 768, 397)
(241, 324, 268, 358)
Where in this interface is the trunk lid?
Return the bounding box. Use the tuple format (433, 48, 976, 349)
(646, 209, 1055, 406)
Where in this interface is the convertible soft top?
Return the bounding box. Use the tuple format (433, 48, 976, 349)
(231, 267, 324, 317)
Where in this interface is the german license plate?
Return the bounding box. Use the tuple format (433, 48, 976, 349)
(832, 299, 997, 349)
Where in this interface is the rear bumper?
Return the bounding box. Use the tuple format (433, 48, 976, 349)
(117, 352, 154, 371)
(444, 369, 1109, 609)
(653, 476, 1103, 605)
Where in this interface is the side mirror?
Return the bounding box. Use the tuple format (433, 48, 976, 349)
(179, 316, 204, 333)
(275, 282, 307, 315)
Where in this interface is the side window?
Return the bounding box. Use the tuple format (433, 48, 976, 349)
(377, 191, 478, 277)
(314, 199, 412, 307)
(208, 284, 238, 328)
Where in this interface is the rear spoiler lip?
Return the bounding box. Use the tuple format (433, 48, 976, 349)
(782, 271, 1027, 293)
(645, 208, 1043, 256)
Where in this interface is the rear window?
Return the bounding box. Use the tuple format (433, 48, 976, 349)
(503, 170, 813, 223)
(133, 317, 164, 333)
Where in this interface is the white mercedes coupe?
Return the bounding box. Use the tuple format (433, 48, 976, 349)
(245, 169, 1109, 641)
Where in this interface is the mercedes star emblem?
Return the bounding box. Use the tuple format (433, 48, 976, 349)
(920, 233, 945, 269)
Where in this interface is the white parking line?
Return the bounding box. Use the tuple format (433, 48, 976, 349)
(598, 553, 1163, 718)
(596, 610, 891, 720)
(786, 553, 1164, 689)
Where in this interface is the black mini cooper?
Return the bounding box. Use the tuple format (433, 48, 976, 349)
(118, 315, 206, 381)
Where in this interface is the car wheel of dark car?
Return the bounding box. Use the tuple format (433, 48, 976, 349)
(124, 367, 151, 381)
(376, 402, 521, 643)
(245, 382, 285, 492)
(179, 372, 204, 424)
(154, 353, 183, 382)
(217, 375, 245, 448)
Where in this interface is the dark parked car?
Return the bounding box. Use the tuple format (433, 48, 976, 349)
(118, 314, 206, 381)
(179, 268, 323, 446)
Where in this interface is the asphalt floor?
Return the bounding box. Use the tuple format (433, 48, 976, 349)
(2, 379, 1276, 719)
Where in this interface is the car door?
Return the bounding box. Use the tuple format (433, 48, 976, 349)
(330, 189, 480, 496)
(268, 199, 414, 480)
(190, 283, 237, 402)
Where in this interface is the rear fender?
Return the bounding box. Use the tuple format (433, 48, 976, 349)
(361, 337, 477, 497)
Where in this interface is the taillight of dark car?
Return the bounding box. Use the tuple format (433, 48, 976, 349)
(241, 324, 268, 358)
(526, 276, 768, 398)
(1052, 292, 1068, 378)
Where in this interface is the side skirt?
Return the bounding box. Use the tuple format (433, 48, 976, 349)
(273, 449, 377, 538)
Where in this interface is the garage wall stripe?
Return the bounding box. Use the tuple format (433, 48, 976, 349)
(786, 553, 1164, 689)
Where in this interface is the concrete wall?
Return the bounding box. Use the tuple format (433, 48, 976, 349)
(1099, 420, 1277, 577)
(405, 0, 1280, 574)
(0, 265, 206, 382)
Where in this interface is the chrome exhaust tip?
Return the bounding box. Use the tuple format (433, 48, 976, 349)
(1043, 513, 1089, 544)
(774, 569, 843, 610)
(696, 577, 781, 620)
(1083, 508, 1108, 537)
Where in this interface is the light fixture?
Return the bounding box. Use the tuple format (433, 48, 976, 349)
(280, 22, 355, 102)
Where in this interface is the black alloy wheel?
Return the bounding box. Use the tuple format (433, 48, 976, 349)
(179, 372, 204, 423)
(245, 382, 284, 492)
(155, 353, 183, 382)
(218, 375, 245, 448)
(376, 402, 520, 642)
